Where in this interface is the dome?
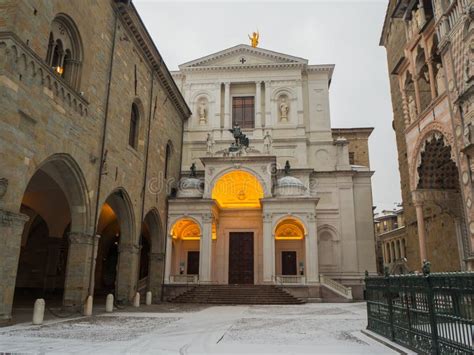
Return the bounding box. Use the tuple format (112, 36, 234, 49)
(177, 177, 204, 198)
(275, 176, 307, 197)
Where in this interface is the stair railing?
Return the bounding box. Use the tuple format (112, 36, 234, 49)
(319, 274, 353, 300)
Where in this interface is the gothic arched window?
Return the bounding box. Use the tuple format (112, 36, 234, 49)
(129, 103, 140, 149)
(45, 14, 83, 90)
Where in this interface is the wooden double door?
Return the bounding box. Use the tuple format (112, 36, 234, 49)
(228, 232, 254, 284)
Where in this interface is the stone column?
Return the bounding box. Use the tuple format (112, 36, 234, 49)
(164, 236, 173, 283)
(382, 243, 386, 264)
(305, 213, 319, 284)
(63, 233, 99, 309)
(116, 243, 140, 304)
(413, 74, 422, 115)
(223, 82, 231, 129)
(199, 214, 213, 283)
(149, 252, 165, 302)
(413, 198, 427, 265)
(262, 213, 274, 283)
(264, 81, 272, 127)
(427, 59, 437, 99)
(213, 83, 222, 132)
(0, 209, 29, 324)
(254, 81, 263, 137)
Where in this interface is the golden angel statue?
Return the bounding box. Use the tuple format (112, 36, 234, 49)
(248, 31, 259, 48)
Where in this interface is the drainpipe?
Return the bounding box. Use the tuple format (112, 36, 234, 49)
(161, 65, 187, 301)
(88, 10, 119, 297)
(137, 69, 155, 290)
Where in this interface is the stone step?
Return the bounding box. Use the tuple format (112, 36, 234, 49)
(169, 285, 305, 305)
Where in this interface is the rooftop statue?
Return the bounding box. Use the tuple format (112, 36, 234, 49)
(248, 31, 259, 48)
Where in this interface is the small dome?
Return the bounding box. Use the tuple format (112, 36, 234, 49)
(177, 177, 204, 198)
(278, 176, 304, 188)
(275, 176, 307, 197)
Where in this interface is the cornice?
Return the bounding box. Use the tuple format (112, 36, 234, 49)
(180, 62, 306, 73)
(179, 44, 308, 69)
(114, 1, 191, 119)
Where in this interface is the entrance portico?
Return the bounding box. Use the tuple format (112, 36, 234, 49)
(165, 155, 320, 286)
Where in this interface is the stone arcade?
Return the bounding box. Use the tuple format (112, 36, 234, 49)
(166, 45, 377, 300)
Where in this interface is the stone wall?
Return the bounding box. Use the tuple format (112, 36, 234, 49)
(331, 128, 373, 168)
(0, 0, 189, 323)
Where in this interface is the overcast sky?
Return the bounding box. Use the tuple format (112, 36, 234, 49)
(134, 0, 401, 212)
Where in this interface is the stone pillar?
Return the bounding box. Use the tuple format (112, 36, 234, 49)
(262, 213, 274, 283)
(382, 243, 386, 264)
(213, 83, 222, 132)
(254, 81, 263, 137)
(413, 74, 422, 115)
(164, 236, 172, 283)
(414, 198, 427, 265)
(63, 233, 99, 309)
(223, 82, 231, 129)
(0, 209, 29, 324)
(149, 252, 165, 302)
(427, 59, 437, 99)
(116, 243, 140, 304)
(199, 214, 213, 283)
(305, 213, 319, 284)
(264, 81, 271, 127)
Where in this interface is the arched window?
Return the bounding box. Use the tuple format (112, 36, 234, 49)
(45, 14, 83, 90)
(165, 142, 172, 178)
(128, 103, 139, 149)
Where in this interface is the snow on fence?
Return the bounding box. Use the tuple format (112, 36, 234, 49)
(365, 271, 474, 355)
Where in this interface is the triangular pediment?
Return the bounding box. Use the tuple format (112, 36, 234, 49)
(179, 44, 308, 69)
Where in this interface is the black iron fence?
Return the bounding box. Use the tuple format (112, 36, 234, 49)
(365, 271, 474, 354)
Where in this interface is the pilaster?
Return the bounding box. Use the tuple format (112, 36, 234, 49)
(199, 213, 213, 283)
(262, 213, 274, 283)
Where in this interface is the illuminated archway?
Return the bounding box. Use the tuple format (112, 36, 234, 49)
(171, 219, 201, 241)
(274, 217, 306, 240)
(212, 170, 264, 209)
(274, 217, 306, 277)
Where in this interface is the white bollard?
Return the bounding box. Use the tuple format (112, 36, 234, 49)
(145, 291, 152, 306)
(133, 292, 140, 307)
(32, 298, 45, 325)
(105, 294, 114, 313)
(83, 295, 93, 316)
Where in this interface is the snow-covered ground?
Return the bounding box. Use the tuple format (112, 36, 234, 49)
(0, 302, 408, 354)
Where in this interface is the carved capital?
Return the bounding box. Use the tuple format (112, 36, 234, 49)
(307, 212, 316, 222)
(118, 243, 140, 254)
(202, 213, 213, 223)
(0, 209, 29, 227)
(263, 213, 272, 223)
(150, 252, 165, 261)
(68, 232, 98, 245)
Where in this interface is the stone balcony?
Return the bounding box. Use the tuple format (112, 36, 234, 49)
(0, 32, 89, 117)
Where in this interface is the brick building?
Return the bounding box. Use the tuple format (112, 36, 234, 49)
(380, 0, 473, 272)
(0, 0, 190, 324)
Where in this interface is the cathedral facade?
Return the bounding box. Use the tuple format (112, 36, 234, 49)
(167, 45, 377, 300)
